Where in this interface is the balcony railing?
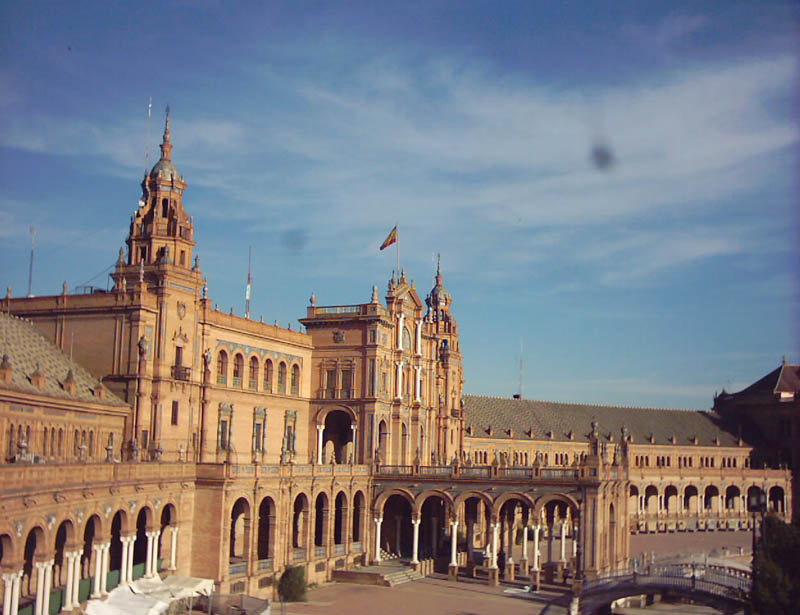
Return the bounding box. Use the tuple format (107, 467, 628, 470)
(334, 544, 345, 555)
(229, 561, 247, 576)
(351, 541, 362, 552)
(171, 365, 191, 381)
(314, 546, 326, 558)
(257, 558, 273, 571)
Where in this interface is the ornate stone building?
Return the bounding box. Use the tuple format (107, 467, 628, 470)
(0, 113, 793, 614)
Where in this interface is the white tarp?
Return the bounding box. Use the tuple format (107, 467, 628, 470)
(85, 575, 214, 615)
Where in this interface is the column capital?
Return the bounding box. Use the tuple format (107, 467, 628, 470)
(374, 517, 383, 524)
(411, 517, 421, 525)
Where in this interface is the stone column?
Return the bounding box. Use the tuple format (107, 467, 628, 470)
(2, 571, 14, 615)
(415, 320, 422, 355)
(397, 313, 405, 350)
(519, 525, 529, 576)
(91, 545, 103, 598)
(560, 521, 567, 562)
(150, 530, 161, 577)
(70, 552, 80, 608)
(34, 561, 47, 615)
(316, 425, 324, 464)
(414, 366, 421, 402)
(350, 425, 358, 463)
(120, 538, 130, 585)
(374, 518, 383, 563)
(411, 519, 421, 565)
(395, 361, 404, 399)
(41, 560, 53, 615)
(170, 526, 179, 570)
(491, 523, 499, 568)
(63, 552, 76, 610)
(102, 542, 111, 594)
(145, 532, 155, 577)
(572, 524, 578, 558)
(126, 537, 135, 583)
(10, 571, 22, 615)
(449, 520, 459, 580)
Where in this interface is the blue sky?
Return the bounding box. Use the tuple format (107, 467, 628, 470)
(1, 1, 797, 409)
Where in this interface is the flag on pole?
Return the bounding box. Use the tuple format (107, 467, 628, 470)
(380, 226, 397, 250)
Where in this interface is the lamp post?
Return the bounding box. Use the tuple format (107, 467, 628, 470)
(747, 488, 767, 594)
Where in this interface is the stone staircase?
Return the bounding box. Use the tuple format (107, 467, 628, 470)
(331, 559, 423, 587)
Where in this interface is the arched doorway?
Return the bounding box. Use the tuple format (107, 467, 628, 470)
(769, 486, 785, 513)
(352, 491, 365, 548)
(54, 519, 75, 592)
(704, 486, 720, 513)
(664, 486, 678, 513)
(381, 494, 413, 558)
(133, 508, 153, 579)
(229, 498, 251, 574)
(314, 493, 329, 557)
(323, 410, 354, 464)
(334, 492, 347, 549)
(22, 526, 45, 602)
(257, 497, 275, 564)
(292, 494, 309, 558)
(159, 504, 177, 572)
(109, 510, 127, 583)
(419, 495, 449, 566)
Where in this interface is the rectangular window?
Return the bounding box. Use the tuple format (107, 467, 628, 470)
(219, 420, 228, 450)
(179, 250, 186, 266)
(326, 369, 337, 398)
(369, 330, 376, 344)
(175, 346, 183, 367)
(253, 422, 263, 452)
(368, 359, 375, 396)
(171, 401, 179, 426)
(341, 369, 352, 398)
(141, 429, 149, 450)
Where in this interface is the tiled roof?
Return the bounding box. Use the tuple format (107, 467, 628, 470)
(463, 395, 741, 447)
(0, 312, 127, 407)
(722, 363, 800, 398)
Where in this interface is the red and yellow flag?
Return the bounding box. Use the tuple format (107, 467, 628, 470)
(380, 226, 397, 250)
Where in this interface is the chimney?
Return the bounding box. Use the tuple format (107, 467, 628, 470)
(0, 354, 12, 384)
(30, 363, 45, 389)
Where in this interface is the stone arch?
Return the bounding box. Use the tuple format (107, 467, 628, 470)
(725, 485, 741, 511)
(664, 485, 679, 513)
(133, 507, 154, 572)
(352, 490, 366, 544)
(81, 514, 102, 580)
(109, 510, 128, 574)
(377, 419, 389, 462)
(532, 493, 581, 520)
(314, 492, 329, 548)
(629, 485, 639, 513)
(290, 362, 301, 395)
(704, 485, 720, 512)
(22, 525, 46, 597)
(0, 532, 15, 569)
(292, 493, 310, 550)
(608, 502, 617, 567)
(382, 494, 413, 558)
(316, 405, 358, 425)
(232, 353, 245, 387)
(333, 491, 347, 546)
(492, 492, 536, 519)
(257, 495, 276, 561)
(320, 408, 355, 464)
(54, 518, 77, 588)
(684, 485, 699, 511)
(230, 497, 252, 563)
(374, 488, 415, 514)
(414, 489, 455, 516)
(277, 361, 288, 394)
(768, 485, 785, 513)
(643, 485, 659, 514)
(454, 490, 494, 511)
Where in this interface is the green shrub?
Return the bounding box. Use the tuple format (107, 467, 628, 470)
(278, 565, 307, 602)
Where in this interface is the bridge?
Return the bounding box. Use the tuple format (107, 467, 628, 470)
(542, 563, 751, 615)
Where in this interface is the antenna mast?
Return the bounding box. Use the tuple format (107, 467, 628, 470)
(144, 97, 153, 173)
(27, 226, 36, 297)
(245, 246, 252, 319)
(518, 338, 524, 399)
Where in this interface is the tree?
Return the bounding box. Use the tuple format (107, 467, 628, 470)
(751, 515, 800, 615)
(278, 565, 307, 602)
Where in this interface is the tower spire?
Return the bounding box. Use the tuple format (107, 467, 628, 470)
(159, 105, 172, 161)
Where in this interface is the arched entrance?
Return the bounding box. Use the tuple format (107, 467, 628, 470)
(352, 491, 365, 547)
(381, 494, 413, 558)
(323, 410, 354, 464)
(229, 498, 251, 574)
(314, 493, 329, 557)
(257, 496, 275, 564)
(419, 494, 449, 566)
(292, 494, 309, 556)
(334, 492, 347, 548)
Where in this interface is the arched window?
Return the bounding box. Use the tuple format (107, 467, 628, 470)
(88, 431, 94, 457)
(277, 362, 287, 394)
(217, 350, 228, 385)
(74, 429, 80, 457)
(43, 427, 48, 456)
(58, 428, 63, 456)
(233, 354, 244, 387)
(248, 356, 259, 390)
(263, 360, 273, 393)
(161, 198, 169, 217)
(290, 365, 300, 396)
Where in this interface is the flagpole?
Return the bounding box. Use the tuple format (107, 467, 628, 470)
(396, 223, 400, 275)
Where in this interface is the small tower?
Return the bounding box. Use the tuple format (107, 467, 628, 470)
(123, 108, 195, 274)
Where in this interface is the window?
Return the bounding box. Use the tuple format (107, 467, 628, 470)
(253, 422, 263, 452)
(368, 359, 375, 396)
(277, 362, 287, 394)
(171, 401, 179, 425)
(162, 198, 169, 217)
(233, 354, 244, 387)
(219, 420, 228, 450)
(175, 346, 183, 367)
(263, 359, 273, 393)
(179, 250, 186, 266)
(369, 329, 377, 344)
(217, 350, 228, 385)
(402, 327, 411, 351)
(139, 246, 147, 263)
(325, 369, 336, 398)
(341, 369, 352, 398)
(249, 356, 259, 390)
(291, 364, 300, 395)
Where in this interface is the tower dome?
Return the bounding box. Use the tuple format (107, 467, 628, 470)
(149, 107, 179, 180)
